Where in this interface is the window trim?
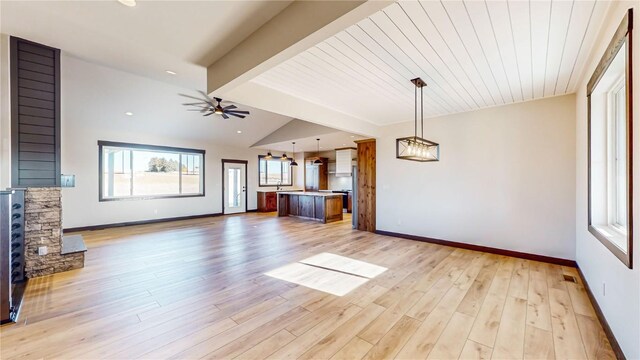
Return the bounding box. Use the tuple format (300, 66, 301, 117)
(258, 155, 293, 187)
(98, 140, 205, 202)
(587, 9, 633, 269)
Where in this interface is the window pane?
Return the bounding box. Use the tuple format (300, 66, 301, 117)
(228, 168, 240, 207)
(282, 162, 290, 185)
(132, 150, 180, 196)
(615, 85, 627, 227)
(102, 148, 131, 198)
(181, 154, 202, 194)
(259, 158, 267, 186)
(266, 159, 282, 185)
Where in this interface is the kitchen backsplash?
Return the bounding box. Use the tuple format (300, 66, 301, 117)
(329, 174, 352, 191)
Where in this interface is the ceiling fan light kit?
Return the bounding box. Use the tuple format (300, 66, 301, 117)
(396, 77, 440, 162)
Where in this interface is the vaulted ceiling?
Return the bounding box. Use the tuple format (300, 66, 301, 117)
(0, 0, 292, 89)
(252, 0, 610, 125)
(1, 0, 616, 139)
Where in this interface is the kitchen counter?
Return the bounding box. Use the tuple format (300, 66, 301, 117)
(277, 191, 342, 197)
(256, 189, 303, 192)
(277, 192, 343, 223)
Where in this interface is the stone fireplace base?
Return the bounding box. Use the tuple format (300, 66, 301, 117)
(24, 187, 84, 278)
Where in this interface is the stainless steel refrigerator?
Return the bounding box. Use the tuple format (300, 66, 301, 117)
(351, 165, 357, 229)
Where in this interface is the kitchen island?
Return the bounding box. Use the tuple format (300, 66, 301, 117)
(277, 192, 343, 223)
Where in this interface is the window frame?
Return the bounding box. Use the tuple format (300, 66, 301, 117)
(98, 140, 205, 201)
(587, 9, 633, 269)
(258, 155, 293, 187)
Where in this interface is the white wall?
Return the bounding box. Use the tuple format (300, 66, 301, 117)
(575, 2, 640, 358)
(60, 55, 295, 228)
(377, 94, 576, 260)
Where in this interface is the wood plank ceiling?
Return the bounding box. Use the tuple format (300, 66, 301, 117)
(252, 0, 610, 125)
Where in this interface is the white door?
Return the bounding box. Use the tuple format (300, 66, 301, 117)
(223, 162, 246, 214)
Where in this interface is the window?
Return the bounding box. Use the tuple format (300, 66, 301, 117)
(259, 155, 292, 186)
(99, 141, 204, 201)
(587, 9, 633, 269)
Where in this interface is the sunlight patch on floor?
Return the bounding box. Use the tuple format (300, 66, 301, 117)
(265, 253, 387, 296)
(299, 252, 388, 278)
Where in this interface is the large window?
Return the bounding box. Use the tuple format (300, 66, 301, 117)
(259, 155, 292, 187)
(99, 141, 204, 201)
(587, 9, 633, 269)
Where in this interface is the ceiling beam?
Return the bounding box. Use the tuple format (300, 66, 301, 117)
(206, 0, 392, 95)
(225, 81, 381, 138)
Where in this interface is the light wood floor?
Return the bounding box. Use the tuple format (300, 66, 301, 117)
(0, 213, 614, 359)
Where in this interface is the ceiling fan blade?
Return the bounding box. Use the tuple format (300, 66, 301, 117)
(221, 113, 229, 119)
(182, 102, 209, 106)
(198, 90, 212, 100)
(197, 90, 217, 106)
(225, 110, 250, 115)
(179, 93, 208, 101)
(223, 105, 237, 110)
(203, 112, 214, 116)
(228, 113, 246, 119)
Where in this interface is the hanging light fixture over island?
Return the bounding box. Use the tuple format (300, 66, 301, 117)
(396, 77, 439, 162)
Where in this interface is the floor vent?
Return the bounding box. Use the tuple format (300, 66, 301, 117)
(563, 274, 578, 283)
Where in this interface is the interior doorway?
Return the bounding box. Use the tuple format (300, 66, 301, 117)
(222, 160, 247, 214)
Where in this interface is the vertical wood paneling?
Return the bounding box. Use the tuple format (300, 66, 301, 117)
(356, 139, 376, 232)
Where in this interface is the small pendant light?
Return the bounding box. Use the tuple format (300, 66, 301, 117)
(281, 153, 288, 161)
(290, 142, 298, 166)
(313, 139, 323, 165)
(265, 151, 273, 160)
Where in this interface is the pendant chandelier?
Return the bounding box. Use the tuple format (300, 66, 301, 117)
(313, 139, 323, 165)
(290, 142, 298, 166)
(396, 77, 439, 162)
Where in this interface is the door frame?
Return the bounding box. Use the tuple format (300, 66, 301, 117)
(221, 159, 248, 214)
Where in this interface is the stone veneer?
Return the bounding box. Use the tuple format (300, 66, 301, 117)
(24, 187, 84, 277)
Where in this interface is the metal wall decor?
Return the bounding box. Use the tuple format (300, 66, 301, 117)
(396, 78, 439, 162)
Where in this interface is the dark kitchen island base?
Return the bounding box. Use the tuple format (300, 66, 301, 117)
(277, 192, 344, 223)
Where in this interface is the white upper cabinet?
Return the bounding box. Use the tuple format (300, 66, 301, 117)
(335, 149, 353, 176)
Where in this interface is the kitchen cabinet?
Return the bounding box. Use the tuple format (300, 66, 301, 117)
(305, 158, 328, 191)
(335, 149, 355, 175)
(277, 192, 343, 223)
(257, 191, 278, 212)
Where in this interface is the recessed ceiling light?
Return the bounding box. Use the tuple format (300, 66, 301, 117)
(236, 130, 242, 134)
(350, 135, 355, 138)
(118, 0, 136, 7)
(165, 70, 176, 75)
(343, 144, 346, 146)
(125, 112, 133, 116)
